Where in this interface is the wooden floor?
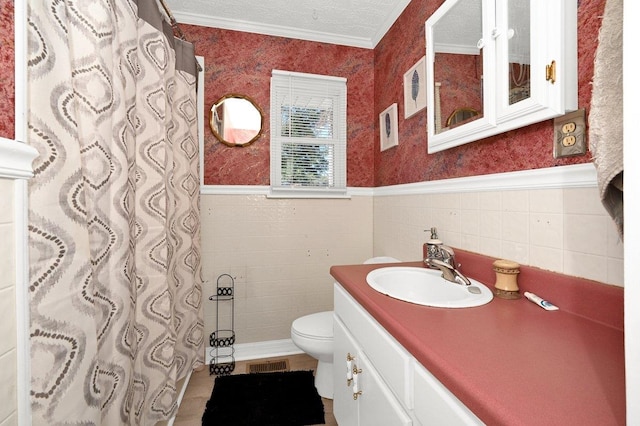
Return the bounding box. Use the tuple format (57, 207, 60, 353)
(174, 354, 338, 426)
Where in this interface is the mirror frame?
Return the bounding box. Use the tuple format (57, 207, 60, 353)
(210, 93, 264, 147)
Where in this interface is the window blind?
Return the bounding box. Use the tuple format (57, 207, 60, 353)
(270, 70, 347, 196)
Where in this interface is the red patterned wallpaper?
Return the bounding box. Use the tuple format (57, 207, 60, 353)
(374, 0, 604, 186)
(185, 0, 604, 187)
(0, 1, 605, 185)
(0, 0, 14, 139)
(182, 26, 375, 186)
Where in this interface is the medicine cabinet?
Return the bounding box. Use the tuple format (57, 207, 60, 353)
(425, 0, 577, 153)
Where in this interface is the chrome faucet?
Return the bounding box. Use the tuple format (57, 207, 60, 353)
(424, 228, 471, 286)
(427, 258, 472, 286)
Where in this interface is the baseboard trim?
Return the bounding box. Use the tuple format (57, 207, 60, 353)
(206, 339, 303, 364)
(175, 341, 303, 422)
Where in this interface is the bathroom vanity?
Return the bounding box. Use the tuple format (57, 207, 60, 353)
(330, 256, 625, 425)
(334, 283, 482, 425)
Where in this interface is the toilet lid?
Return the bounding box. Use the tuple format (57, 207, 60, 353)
(292, 311, 333, 340)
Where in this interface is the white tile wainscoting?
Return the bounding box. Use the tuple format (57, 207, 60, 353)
(200, 163, 623, 353)
(373, 164, 623, 287)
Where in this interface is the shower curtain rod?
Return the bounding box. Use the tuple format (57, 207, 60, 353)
(158, 0, 203, 72)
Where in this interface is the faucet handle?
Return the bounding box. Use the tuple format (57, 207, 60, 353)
(439, 245, 457, 267)
(440, 244, 455, 257)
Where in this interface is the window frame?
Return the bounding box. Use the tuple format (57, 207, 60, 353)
(269, 70, 348, 198)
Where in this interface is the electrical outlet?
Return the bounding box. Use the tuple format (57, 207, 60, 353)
(553, 109, 587, 158)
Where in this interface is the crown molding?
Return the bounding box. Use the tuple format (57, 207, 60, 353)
(173, 11, 375, 49)
(370, 0, 413, 47)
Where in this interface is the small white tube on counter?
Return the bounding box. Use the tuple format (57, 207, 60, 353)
(524, 292, 559, 311)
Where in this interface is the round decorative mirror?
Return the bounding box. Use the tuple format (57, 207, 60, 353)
(210, 94, 263, 147)
(446, 107, 480, 128)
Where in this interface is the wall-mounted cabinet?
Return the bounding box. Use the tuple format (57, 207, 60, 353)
(426, 0, 577, 153)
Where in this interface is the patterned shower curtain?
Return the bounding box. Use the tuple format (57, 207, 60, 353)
(26, 0, 204, 424)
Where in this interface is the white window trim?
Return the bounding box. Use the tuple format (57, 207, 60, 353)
(269, 70, 348, 199)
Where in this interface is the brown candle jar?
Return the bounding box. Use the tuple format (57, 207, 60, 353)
(493, 259, 521, 299)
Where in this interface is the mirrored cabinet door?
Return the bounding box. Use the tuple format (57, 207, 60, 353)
(505, 0, 531, 107)
(494, 0, 576, 125)
(431, 0, 484, 133)
(426, 0, 577, 153)
(426, 0, 497, 150)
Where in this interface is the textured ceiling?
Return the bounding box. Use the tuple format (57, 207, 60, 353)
(163, 0, 413, 48)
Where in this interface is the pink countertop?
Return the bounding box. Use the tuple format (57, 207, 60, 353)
(330, 250, 625, 426)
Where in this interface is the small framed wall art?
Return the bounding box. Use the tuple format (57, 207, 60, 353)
(403, 56, 427, 119)
(379, 103, 399, 151)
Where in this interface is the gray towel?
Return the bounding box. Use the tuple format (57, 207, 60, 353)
(588, 0, 623, 239)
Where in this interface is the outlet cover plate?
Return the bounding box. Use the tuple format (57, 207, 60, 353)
(553, 109, 587, 158)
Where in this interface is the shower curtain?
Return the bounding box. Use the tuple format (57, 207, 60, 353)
(26, 0, 204, 424)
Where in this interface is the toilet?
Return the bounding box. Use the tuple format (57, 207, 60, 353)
(291, 311, 334, 398)
(290, 256, 400, 399)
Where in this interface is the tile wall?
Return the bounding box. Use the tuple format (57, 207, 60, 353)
(373, 187, 624, 286)
(200, 194, 374, 344)
(200, 184, 623, 346)
(0, 178, 17, 426)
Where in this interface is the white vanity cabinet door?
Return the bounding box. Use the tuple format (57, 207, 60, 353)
(333, 314, 359, 426)
(334, 283, 412, 407)
(334, 315, 412, 426)
(413, 364, 485, 425)
(357, 350, 412, 426)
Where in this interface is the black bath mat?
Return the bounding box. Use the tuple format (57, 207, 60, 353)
(202, 370, 325, 425)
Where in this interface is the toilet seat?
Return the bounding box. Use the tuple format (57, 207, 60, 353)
(291, 311, 333, 340)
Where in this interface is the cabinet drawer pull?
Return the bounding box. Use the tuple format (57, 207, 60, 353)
(353, 370, 362, 400)
(346, 353, 355, 385)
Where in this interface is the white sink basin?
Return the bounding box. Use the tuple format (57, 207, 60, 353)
(366, 266, 493, 308)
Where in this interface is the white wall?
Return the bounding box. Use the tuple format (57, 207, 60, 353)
(0, 178, 17, 426)
(623, 0, 639, 422)
(0, 138, 37, 426)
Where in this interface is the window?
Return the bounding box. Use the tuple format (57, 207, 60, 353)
(270, 70, 347, 197)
